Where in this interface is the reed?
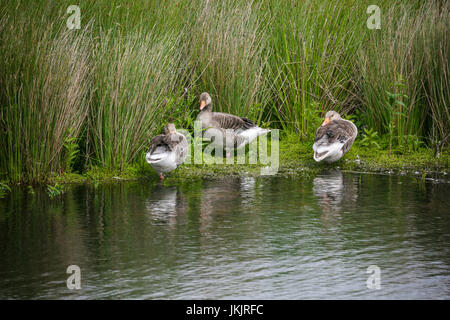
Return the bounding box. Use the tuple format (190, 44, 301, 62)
(356, 1, 448, 149)
(185, 0, 271, 122)
(266, 0, 368, 136)
(0, 4, 93, 183)
(89, 29, 190, 169)
(419, 2, 449, 154)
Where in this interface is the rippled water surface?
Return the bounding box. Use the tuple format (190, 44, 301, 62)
(0, 171, 449, 299)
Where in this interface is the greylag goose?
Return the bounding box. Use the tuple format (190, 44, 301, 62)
(196, 92, 270, 157)
(146, 123, 188, 180)
(313, 111, 357, 163)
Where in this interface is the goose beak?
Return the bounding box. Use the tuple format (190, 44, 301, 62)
(200, 101, 206, 110)
(321, 117, 330, 126)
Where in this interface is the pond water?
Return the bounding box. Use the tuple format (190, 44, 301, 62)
(0, 171, 449, 299)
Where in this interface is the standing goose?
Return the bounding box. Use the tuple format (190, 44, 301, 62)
(313, 111, 357, 163)
(196, 92, 270, 157)
(146, 123, 188, 180)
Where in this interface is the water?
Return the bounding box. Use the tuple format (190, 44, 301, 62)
(0, 171, 449, 299)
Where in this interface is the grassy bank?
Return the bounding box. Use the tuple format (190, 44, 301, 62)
(43, 133, 450, 186)
(0, 0, 448, 184)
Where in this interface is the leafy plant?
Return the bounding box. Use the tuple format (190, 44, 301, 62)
(305, 102, 324, 139)
(406, 135, 424, 152)
(63, 128, 80, 173)
(46, 183, 64, 199)
(386, 80, 408, 153)
(27, 185, 35, 195)
(360, 128, 381, 149)
(0, 182, 11, 199)
(343, 109, 364, 130)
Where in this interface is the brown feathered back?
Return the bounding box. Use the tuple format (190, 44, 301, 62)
(210, 112, 256, 130)
(315, 119, 357, 155)
(148, 133, 183, 154)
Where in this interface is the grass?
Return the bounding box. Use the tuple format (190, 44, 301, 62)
(356, 1, 449, 152)
(0, 3, 93, 183)
(187, 0, 271, 122)
(90, 29, 189, 170)
(267, 0, 368, 135)
(39, 131, 449, 188)
(0, 0, 448, 184)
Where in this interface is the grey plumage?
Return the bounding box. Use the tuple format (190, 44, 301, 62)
(314, 120, 357, 155)
(313, 111, 357, 163)
(146, 123, 188, 179)
(148, 132, 185, 156)
(198, 109, 257, 131)
(196, 92, 270, 156)
(197, 92, 256, 131)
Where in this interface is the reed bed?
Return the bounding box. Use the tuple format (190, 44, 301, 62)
(185, 0, 270, 122)
(90, 30, 189, 170)
(0, 0, 448, 183)
(356, 1, 449, 151)
(0, 5, 93, 183)
(267, 0, 368, 135)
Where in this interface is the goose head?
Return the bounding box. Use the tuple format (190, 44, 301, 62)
(163, 123, 176, 134)
(321, 110, 341, 126)
(199, 92, 212, 111)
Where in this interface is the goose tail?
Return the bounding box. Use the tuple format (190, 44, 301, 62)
(240, 127, 271, 143)
(146, 152, 169, 164)
(313, 142, 343, 163)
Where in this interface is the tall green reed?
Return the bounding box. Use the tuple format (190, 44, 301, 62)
(89, 29, 191, 169)
(185, 0, 271, 123)
(419, 2, 449, 155)
(357, 1, 448, 150)
(0, 5, 93, 183)
(266, 0, 370, 136)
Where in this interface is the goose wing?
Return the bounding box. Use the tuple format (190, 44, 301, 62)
(148, 134, 168, 155)
(210, 112, 256, 130)
(148, 133, 181, 154)
(173, 133, 188, 166)
(204, 127, 248, 150)
(315, 120, 357, 153)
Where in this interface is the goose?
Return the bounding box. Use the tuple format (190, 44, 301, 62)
(313, 111, 357, 163)
(196, 92, 270, 157)
(146, 123, 188, 180)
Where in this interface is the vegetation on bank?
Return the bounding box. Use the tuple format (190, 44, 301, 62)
(0, 131, 448, 201)
(39, 135, 450, 185)
(0, 0, 448, 185)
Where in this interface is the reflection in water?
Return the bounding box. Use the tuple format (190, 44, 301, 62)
(0, 173, 449, 299)
(239, 176, 257, 206)
(198, 177, 243, 238)
(145, 185, 187, 225)
(313, 171, 358, 216)
(200, 178, 242, 216)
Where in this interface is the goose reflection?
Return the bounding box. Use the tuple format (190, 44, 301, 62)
(200, 178, 242, 217)
(239, 176, 256, 206)
(313, 170, 358, 215)
(145, 185, 187, 225)
(197, 177, 247, 239)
